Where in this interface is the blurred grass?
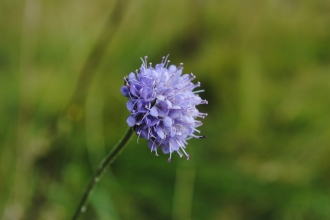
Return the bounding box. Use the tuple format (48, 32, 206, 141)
(1, 0, 330, 219)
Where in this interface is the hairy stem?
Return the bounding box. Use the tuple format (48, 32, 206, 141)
(72, 128, 134, 220)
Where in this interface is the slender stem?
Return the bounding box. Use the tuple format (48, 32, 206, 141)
(71, 128, 134, 220)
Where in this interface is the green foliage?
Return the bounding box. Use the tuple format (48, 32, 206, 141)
(1, 0, 330, 219)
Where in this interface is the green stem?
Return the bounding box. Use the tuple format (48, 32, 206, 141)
(72, 128, 134, 220)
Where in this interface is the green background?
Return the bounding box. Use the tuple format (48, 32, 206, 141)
(1, 0, 330, 219)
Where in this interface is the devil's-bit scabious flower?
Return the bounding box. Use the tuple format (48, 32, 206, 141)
(121, 55, 207, 162)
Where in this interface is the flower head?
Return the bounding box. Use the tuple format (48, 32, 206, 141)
(121, 55, 207, 162)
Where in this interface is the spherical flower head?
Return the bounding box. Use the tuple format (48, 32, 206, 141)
(121, 55, 207, 162)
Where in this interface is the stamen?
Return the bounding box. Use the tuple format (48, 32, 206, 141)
(123, 76, 128, 83)
(168, 144, 172, 162)
(144, 56, 148, 67)
(177, 150, 183, 158)
(198, 112, 208, 116)
(137, 111, 149, 124)
(136, 130, 142, 143)
(150, 140, 156, 152)
(165, 60, 170, 68)
(193, 90, 205, 94)
(163, 54, 170, 64)
(180, 147, 190, 160)
(194, 128, 201, 133)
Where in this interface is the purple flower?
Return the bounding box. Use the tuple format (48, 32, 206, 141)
(121, 56, 207, 162)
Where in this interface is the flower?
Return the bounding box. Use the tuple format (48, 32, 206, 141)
(121, 55, 207, 162)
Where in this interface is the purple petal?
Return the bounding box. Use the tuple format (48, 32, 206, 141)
(171, 105, 181, 109)
(169, 139, 180, 151)
(156, 94, 165, 100)
(156, 100, 169, 117)
(150, 106, 158, 117)
(120, 86, 129, 97)
(126, 101, 135, 111)
(166, 100, 173, 109)
(168, 65, 177, 74)
(139, 128, 148, 139)
(170, 127, 177, 137)
(155, 63, 164, 72)
(168, 109, 181, 118)
(126, 116, 136, 127)
(184, 115, 194, 124)
(146, 115, 158, 127)
(128, 72, 136, 81)
(136, 100, 148, 113)
(163, 116, 173, 127)
(129, 84, 140, 97)
(156, 127, 165, 139)
(140, 76, 153, 87)
(161, 145, 170, 154)
(140, 87, 152, 100)
(148, 141, 157, 151)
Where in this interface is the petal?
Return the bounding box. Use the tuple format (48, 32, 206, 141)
(169, 139, 180, 151)
(161, 145, 170, 154)
(155, 63, 164, 72)
(190, 96, 202, 105)
(120, 86, 129, 97)
(156, 127, 165, 139)
(168, 65, 177, 74)
(166, 100, 173, 108)
(128, 72, 136, 81)
(146, 115, 158, 127)
(171, 105, 181, 109)
(156, 100, 169, 117)
(145, 68, 153, 77)
(150, 106, 158, 117)
(168, 109, 181, 118)
(139, 128, 148, 139)
(156, 94, 165, 100)
(140, 76, 153, 87)
(184, 115, 194, 124)
(170, 127, 177, 137)
(148, 141, 157, 151)
(151, 69, 160, 79)
(140, 87, 152, 100)
(126, 116, 136, 127)
(136, 100, 148, 113)
(129, 84, 140, 97)
(163, 116, 173, 127)
(126, 101, 135, 111)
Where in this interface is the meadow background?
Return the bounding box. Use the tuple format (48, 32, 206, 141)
(1, 0, 330, 219)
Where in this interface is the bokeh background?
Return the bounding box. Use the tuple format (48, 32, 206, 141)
(1, 0, 330, 219)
